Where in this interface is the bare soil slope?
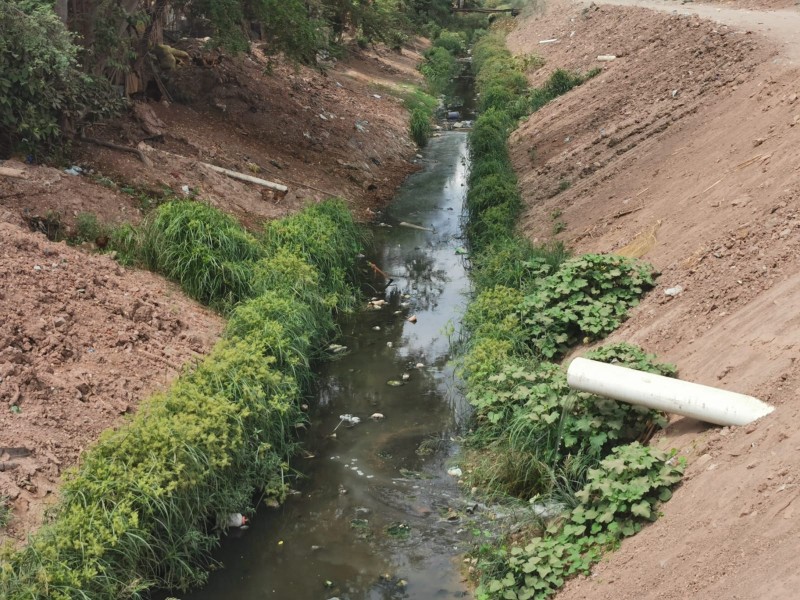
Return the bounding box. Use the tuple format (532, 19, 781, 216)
(77, 43, 425, 226)
(0, 223, 224, 544)
(507, 0, 800, 598)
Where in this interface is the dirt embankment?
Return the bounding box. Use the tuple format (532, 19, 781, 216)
(508, 0, 800, 598)
(0, 42, 427, 545)
(0, 224, 224, 543)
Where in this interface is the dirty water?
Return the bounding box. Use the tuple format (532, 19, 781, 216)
(182, 132, 478, 600)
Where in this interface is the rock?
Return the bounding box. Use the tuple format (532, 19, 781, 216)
(664, 285, 684, 297)
(447, 466, 463, 477)
(406, 315, 417, 324)
(753, 137, 766, 147)
(370, 412, 384, 420)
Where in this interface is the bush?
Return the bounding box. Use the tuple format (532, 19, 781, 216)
(420, 46, 461, 95)
(519, 254, 656, 359)
(0, 2, 121, 158)
(410, 108, 432, 147)
(434, 29, 467, 55)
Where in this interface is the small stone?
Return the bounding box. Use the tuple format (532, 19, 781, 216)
(664, 285, 684, 297)
(372, 325, 381, 331)
(407, 315, 417, 324)
(753, 137, 766, 147)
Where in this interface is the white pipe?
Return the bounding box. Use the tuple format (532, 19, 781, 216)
(204, 163, 288, 193)
(567, 357, 774, 427)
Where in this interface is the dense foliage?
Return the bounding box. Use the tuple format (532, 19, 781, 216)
(456, 22, 682, 599)
(0, 200, 364, 599)
(0, 1, 120, 158)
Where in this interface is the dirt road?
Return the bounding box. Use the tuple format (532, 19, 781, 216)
(585, 0, 800, 62)
(507, 0, 800, 597)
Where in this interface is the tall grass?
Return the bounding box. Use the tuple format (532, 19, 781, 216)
(0, 199, 365, 599)
(410, 108, 433, 147)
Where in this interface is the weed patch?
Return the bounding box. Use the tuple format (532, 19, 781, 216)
(458, 23, 679, 599)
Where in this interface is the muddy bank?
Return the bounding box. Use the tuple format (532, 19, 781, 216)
(504, 0, 800, 597)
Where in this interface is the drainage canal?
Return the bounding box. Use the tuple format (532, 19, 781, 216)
(183, 126, 475, 600)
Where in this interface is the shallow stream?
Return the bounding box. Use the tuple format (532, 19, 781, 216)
(183, 131, 476, 600)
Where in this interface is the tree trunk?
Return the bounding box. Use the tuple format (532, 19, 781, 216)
(54, 0, 68, 23)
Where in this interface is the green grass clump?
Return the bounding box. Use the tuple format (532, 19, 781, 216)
(140, 201, 265, 310)
(0, 199, 365, 599)
(410, 107, 432, 147)
(0, 497, 9, 529)
(261, 199, 364, 313)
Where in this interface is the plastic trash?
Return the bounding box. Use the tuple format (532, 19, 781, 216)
(227, 513, 249, 528)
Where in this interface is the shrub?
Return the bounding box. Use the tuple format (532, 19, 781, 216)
(519, 254, 656, 359)
(0, 2, 121, 158)
(476, 444, 684, 599)
(420, 46, 461, 95)
(434, 29, 467, 55)
(410, 108, 432, 147)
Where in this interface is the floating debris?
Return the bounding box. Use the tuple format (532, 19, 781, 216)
(226, 513, 249, 528)
(386, 522, 411, 539)
(328, 343, 348, 354)
(399, 221, 433, 232)
(370, 412, 385, 420)
(447, 466, 463, 478)
(401, 373, 410, 381)
(386, 380, 404, 387)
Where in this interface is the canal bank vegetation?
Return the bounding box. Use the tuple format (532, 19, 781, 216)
(458, 22, 686, 600)
(0, 200, 364, 599)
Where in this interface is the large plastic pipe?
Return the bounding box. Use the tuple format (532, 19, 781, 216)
(567, 357, 775, 427)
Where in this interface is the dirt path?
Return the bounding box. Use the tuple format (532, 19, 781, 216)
(584, 0, 800, 62)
